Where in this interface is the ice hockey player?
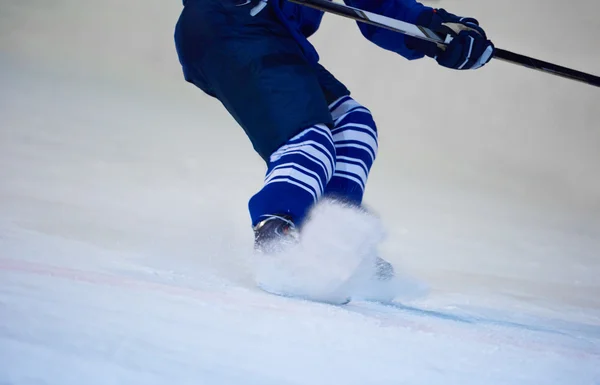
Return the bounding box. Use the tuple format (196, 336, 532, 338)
(174, 0, 494, 263)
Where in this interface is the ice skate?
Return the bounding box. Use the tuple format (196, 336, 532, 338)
(253, 214, 298, 254)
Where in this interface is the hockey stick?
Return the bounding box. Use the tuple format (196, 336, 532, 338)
(287, 0, 600, 88)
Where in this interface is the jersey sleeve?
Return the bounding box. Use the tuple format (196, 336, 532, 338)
(344, 0, 432, 60)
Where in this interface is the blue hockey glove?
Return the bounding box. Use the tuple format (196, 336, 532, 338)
(407, 9, 495, 70)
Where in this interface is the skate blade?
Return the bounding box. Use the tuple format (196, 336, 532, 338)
(257, 283, 351, 306)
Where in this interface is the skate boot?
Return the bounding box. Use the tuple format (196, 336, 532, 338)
(253, 214, 298, 254)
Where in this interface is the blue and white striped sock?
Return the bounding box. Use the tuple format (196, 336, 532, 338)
(248, 123, 336, 227)
(325, 96, 378, 205)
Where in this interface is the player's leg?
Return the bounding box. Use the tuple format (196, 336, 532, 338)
(314, 65, 378, 206)
(249, 123, 336, 250)
(315, 65, 391, 279)
(326, 95, 378, 205)
(174, 0, 336, 245)
(328, 98, 394, 279)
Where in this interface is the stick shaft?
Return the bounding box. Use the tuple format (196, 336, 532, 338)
(493, 49, 600, 87)
(287, 0, 600, 88)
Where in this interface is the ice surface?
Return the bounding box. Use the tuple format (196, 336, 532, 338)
(1, 0, 600, 384)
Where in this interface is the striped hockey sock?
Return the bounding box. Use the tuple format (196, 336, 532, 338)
(325, 96, 378, 205)
(248, 123, 336, 227)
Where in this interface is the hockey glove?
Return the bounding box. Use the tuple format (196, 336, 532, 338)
(407, 9, 495, 70)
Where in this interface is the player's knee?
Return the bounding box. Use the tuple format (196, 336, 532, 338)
(329, 96, 377, 133)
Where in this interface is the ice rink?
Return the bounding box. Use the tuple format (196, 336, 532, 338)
(1, 0, 599, 384)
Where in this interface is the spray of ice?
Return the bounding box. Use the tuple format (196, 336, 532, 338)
(254, 199, 428, 304)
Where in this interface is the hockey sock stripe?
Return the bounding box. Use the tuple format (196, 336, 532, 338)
(264, 178, 318, 203)
(334, 161, 368, 189)
(328, 95, 358, 109)
(328, 95, 353, 113)
(335, 143, 376, 163)
(332, 130, 378, 158)
(331, 172, 365, 192)
(336, 155, 369, 176)
(249, 122, 337, 226)
(329, 97, 367, 121)
(270, 142, 334, 179)
(333, 108, 372, 126)
(335, 148, 373, 186)
(270, 125, 335, 171)
(273, 124, 333, 149)
(286, 124, 335, 149)
(265, 162, 325, 194)
(265, 168, 321, 201)
(331, 123, 378, 144)
(329, 96, 366, 120)
(269, 149, 331, 180)
(332, 103, 375, 123)
(323, 96, 378, 205)
(330, 98, 371, 121)
(271, 138, 335, 165)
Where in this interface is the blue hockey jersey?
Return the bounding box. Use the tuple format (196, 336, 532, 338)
(272, 0, 432, 63)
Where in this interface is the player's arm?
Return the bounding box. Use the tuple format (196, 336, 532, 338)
(343, 0, 433, 60)
(345, 0, 495, 70)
